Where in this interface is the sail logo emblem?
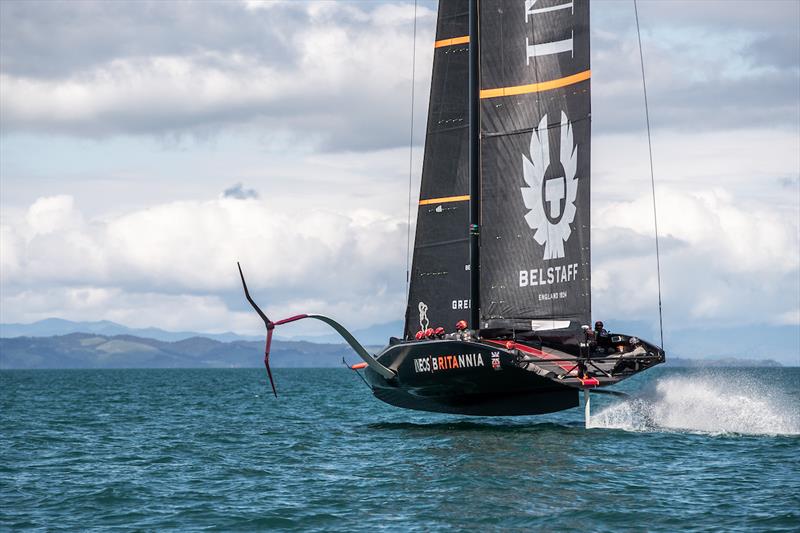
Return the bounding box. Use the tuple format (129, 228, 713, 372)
(418, 301, 429, 332)
(520, 112, 579, 260)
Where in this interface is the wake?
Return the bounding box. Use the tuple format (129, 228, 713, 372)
(589, 372, 800, 436)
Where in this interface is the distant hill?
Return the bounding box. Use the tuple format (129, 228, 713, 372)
(0, 333, 367, 369)
(0, 318, 261, 343)
(1, 317, 796, 368)
(0, 317, 403, 345)
(287, 320, 404, 345)
(0, 332, 786, 370)
(665, 357, 783, 368)
(6, 317, 797, 363)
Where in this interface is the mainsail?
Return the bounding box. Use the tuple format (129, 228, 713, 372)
(479, 0, 591, 331)
(405, 0, 591, 338)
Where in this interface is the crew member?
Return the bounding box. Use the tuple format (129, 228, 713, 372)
(455, 320, 471, 341)
(594, 321, 608, 337)
(594, 320, 611, 352)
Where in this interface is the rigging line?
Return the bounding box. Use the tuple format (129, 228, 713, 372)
(634, 0, 665, 349)
(405, 0, 418, 307)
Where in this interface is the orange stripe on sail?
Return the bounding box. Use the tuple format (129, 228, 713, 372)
(419, 195, 470, 206)
(480, 70, 591, 99)
(434, 35, 470, 48)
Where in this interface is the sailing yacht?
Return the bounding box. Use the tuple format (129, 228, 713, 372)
(239, 0, 664, 417)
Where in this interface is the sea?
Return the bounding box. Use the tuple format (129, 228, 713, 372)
(2, 366, 798, 532)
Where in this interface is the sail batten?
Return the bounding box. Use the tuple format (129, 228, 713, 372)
(419, 195, 470, 206)
(435, 36, 470, 48)
(480, 69, 591, 99)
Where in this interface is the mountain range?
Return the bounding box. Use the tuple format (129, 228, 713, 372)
(0, 317, 794, 369)
(0, 333, 362, 369)
(0, 318, 261, 343)
(0, 317, 399, 345)
(0, 331, 785, 370)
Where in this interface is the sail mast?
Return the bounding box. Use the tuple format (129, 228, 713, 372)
(468, 0, 481, 330)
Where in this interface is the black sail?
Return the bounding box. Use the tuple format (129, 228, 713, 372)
(404, 0, 472, 339)
(478, 0, 591, 331)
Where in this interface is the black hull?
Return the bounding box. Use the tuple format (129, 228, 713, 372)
(363, 336, 664, 416)
(235, 263, 663, 416)
(365, 339, 578, 416)
(371, 385, 578, 416)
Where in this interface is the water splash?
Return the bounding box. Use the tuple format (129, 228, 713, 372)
(590, 372, 800, 436)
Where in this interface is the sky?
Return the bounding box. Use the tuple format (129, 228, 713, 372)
(1, 0, 798, 358)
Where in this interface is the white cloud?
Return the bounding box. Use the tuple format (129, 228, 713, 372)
(0, 285, 256, 334)
(2, 180, 796, 336)
(25, 195, 82, 235)
(599, 187, 798, 274)
(1, 194, 408, 334)
(777, 309, 800, 326)
(0, 2, 436, 150)
(593, 185, 799, 329)
(242, 0, 289, 11)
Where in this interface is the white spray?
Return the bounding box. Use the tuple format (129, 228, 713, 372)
(589, 372, 800, 436)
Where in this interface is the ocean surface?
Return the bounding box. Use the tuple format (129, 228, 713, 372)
(2, 366, 798, 531)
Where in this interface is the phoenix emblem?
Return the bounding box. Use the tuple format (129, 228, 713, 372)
(520, 111, 579, 260)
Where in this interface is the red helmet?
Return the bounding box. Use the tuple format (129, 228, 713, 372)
(414, 331, 425, 340)
(424, 328, 435, 338)
(455, 320, 468, 331)
(434, 327, 445, 337)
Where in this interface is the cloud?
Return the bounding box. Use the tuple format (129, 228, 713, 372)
(1, 194, 409, 334)
(592, 185, 799, 330)
(2, 0, 797, 149)
(0, 0, 307, 78)
(777, 309, 800, 326)
(24, 195, 82, 235)
(222, 183, 258, 200)
(0, 285, 256, 334)
(2, 180, 797, 336)
(0, 1, 436, 151)
(591, 1, 800, 134)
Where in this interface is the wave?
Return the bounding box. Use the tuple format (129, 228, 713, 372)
(589, 372, 800, 436)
